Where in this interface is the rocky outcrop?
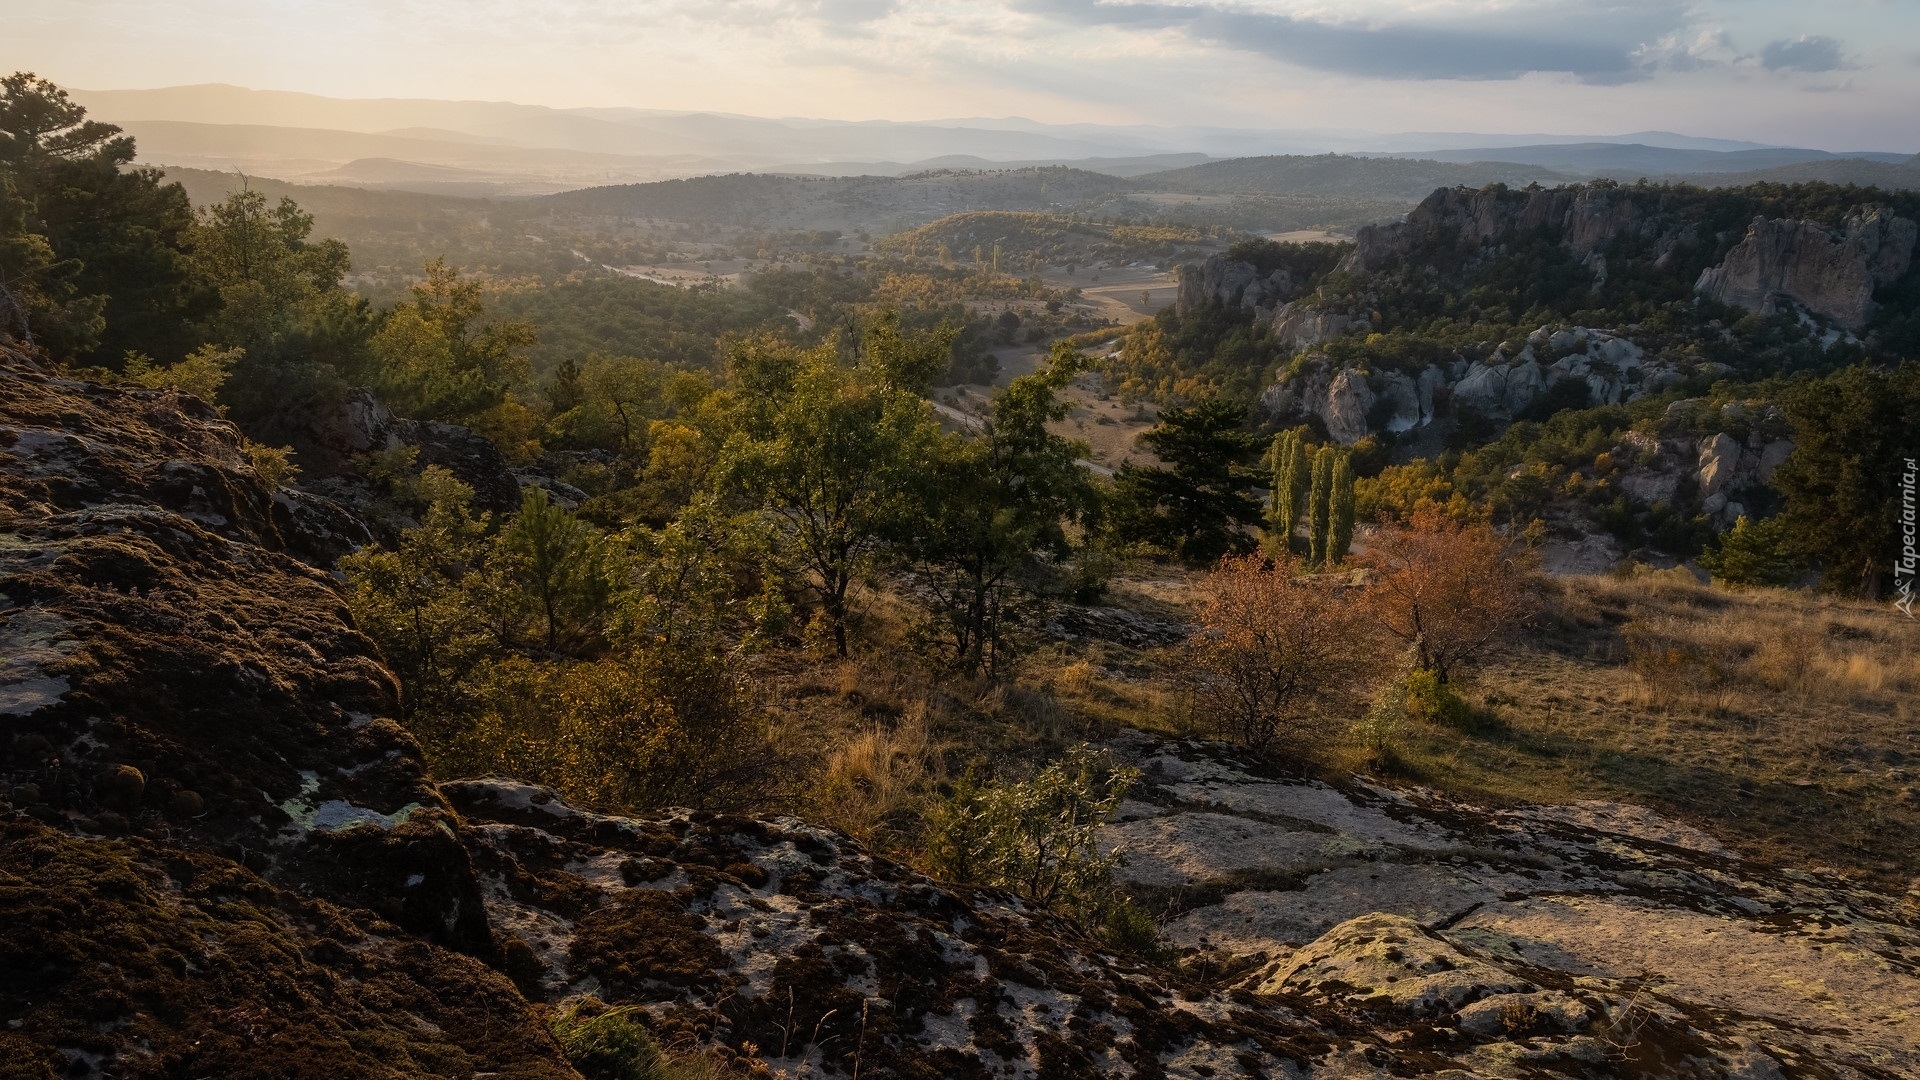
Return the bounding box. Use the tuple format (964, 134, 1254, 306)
(1270, 301, 1361, 351)
(1694, 209, 1916, 329)
(1104, 733, 1920, 1079)
(1342, 185, 1695, 275)
(1173, 254, 1296, 316)
(1264, 324, 1663, 443)
(281, 386, 524, 515)
(0, 347, 575, 1077)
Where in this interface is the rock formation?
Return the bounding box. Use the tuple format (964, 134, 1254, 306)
(1263, 324, 1665, 445)
(1341, 185, 1696, 276)
(1172, 254, 1296, 317)
(280, 386, 524, 515)
(1694, 208, 1917, 329)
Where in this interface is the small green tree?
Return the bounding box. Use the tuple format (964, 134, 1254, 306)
(720, 312, 950, 655)
(340, 467, 492, 716)
(1699, 515, 1798, 588)
(906, 344, 1097, 676)
(499, 487, 611, 653)
(923, 745, 1138, 917)
(370, 258, 535, 424)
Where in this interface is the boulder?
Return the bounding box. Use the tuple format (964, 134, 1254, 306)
(1755, 439, 1794, 484)
(1698, 432, 1742, 499)
(280, 387, 523, 515)
(1375, 370, 1421, 433)
(1503, 358, 1545, 414)
(1453, 361, 1508, 414)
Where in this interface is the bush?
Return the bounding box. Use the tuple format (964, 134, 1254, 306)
(1185, 554, 1366, 752)
(552, 1005, 666, 1080)
(922, 746, 1138, 918)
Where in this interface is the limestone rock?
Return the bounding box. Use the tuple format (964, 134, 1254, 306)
(1271, 300, 1357, 351)
(1260, 913, 1534, 1017)
(1694, 209, 1917, 328)
(1174, 254, 1294, 316)
(1323, 369, 1374, 444)
(1698, 432, 1742, 499)
(278, 387, 523, 514)
(1755, 439, 1794, 484)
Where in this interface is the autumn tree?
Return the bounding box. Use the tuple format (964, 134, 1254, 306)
(1360, 511, 1534, 682)
(1185, 554, 1367, 752)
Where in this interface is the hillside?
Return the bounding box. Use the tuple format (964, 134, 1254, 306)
(8, 345, 1920, 1077)
(1140, 154, 1574, 200)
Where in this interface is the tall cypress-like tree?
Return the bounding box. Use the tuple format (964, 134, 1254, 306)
(1267, 430, 1306, 551)
(1329, 452, 1355, 567)
(1308, 445, 1335, 566)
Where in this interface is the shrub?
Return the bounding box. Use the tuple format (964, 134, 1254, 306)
(1362, 509, 1536, 683)
(922, 745, 1138, 918)
(1185, 554, 1367, 752)
(552, 1004, 666, 1080)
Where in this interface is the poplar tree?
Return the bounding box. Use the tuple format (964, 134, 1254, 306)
(1329, 452, 1356, 567)
(1308, 445, 1334, 566)
(1266, 431, 1307, 551)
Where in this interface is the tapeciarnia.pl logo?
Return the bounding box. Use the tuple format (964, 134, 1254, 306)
(1899, 457, 1917, 618)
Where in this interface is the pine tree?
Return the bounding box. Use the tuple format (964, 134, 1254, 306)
(1308, 445, 1334, 566)
(1329, 452, 1355, 567)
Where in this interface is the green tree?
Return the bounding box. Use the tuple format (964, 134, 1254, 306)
(1774, 363, 1920, 598)
(0, 72, 199, 362)
(1699, 515, 1799, 588)
(340, 468, 492, 717)
(720, 311, 950, 655)
(1108, 400, 1263, 564)
(499, 487, 611, 653)
(188, 187, 369, 429)
(1329, 451, 1356, 567)
(1266, 429, 1307, 550)
(907, 344, 1097, 676)
(1308, 446, 1335, 566)
(371, 258, 536, 424)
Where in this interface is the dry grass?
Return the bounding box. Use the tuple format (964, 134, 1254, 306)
(774, 558, 1920, 887)
(1350, 574, 1920, 885)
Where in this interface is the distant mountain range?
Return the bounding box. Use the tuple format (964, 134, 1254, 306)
(76, 83, 1920, 198)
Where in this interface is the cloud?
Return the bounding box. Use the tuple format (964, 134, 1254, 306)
(1016, 0, 1695, 82)
(1760, 35, 1847, 73)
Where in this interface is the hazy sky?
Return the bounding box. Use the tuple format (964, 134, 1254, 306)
(14, 0, 1920, 149)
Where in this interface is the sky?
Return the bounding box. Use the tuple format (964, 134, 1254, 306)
(11, 0, 1920, 151)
